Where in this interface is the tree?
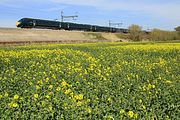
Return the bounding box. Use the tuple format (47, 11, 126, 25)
(151, 28, 179, 41)
(128, 24, 142, 41)
(175, 26, 180, 32)
(175, 26, 180, 36)
(150, 29, 162, 41)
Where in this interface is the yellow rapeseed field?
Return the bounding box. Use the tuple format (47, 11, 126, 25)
(0, 42, 179, 119)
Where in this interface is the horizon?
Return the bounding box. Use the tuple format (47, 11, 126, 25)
(0, 0, 180, 31)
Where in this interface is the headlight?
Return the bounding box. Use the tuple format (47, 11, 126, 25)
(16, 21, 20, 27)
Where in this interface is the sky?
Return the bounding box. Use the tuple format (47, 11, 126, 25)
(0, 0, 180, 30)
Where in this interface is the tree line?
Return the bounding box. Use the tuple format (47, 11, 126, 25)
(127, 25, 180, 41)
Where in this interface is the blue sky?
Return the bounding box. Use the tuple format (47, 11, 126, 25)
(0, 0, 180, 30)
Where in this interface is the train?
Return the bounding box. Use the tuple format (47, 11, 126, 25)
(16, 18, 128, 33)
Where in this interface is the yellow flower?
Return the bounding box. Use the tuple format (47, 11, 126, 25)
(56, 87, 61, 92)
(74, 94, 84, 101)
(120, 109, 125, 114)
(136, 75, 139, 79)
(70, 92, 74, 97)
(41, 101, 46, 107)
(134, 113, 138, 119)
(52, 74, 56, 79)
(65, 89, 72, 95)
(49, 105, 53, 111)
(151, 84, 155, 89)
(128, 111, 134, 118)
(13, 95, 19, 100)
(12, 103, 18, 108)
(36, 85, 40, 90)
(49, 92, 54, 95)
(34, 94, 38, 99)
(127, 76, 130, 80)
(11, 69, 15, 74)
(48, 85, 53, 89)
(106, 73, 109, 77)
(4, 92, 9, 97)
(104, 115, 113, 119)
(165, 80, 172, 84)
(37, 80, 43, 85)
(148, 84, 155, 89)
(45, 77, 49, 82)
(0, 95, 3, 99)
(77, 101, 83, 106)
(61, 81, 68, 87)
(142, 105, 146, 110)
(86, 107, 92, 114)
(143, 85, 146, 91)
(29, 82, 33, 85)
(46, 95, 50, 99)
(107, 97, 112, 102)
(159, 58, 165, 66)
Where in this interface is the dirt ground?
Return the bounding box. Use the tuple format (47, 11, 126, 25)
(0, 28, 123, 44)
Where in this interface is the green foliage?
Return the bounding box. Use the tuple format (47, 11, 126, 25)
(0, 43, 180, 119)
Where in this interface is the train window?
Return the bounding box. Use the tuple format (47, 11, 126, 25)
(18, 19, 22, 23)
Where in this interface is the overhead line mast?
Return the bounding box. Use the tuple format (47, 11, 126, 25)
(109, 20, 123, 28)
(61, 11, 78, 22)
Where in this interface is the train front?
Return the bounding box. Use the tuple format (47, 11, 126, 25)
(16, 19, 22, 28)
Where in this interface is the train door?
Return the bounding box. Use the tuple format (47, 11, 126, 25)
(92, 26, 96, 32)
(90, 26, 93, 31)
(59, 23, 62, 29)
(67, 23, 70, 30)
(33, 20, 36, 28)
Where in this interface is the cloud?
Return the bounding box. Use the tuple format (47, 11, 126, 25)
(51, 0, 180, 24)
(0, 0, 179, 29)
(51, 0, 102, 7)
(2, 0, 180, 21)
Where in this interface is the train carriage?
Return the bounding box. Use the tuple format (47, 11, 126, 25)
(16, 18, 128, 33)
